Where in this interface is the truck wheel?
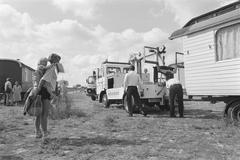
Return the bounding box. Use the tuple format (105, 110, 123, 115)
(91, 95, 96, 101)
(102, 94, 110, 108)
(227, 101, 240, 124)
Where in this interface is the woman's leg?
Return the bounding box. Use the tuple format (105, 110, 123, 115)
(35, 115, 42, 138)
(6, 93, 9, 105)
(41, 99, 50, 137)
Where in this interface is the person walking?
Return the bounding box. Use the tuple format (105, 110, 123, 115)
(4, 78, 13, 106)
(13, 81, 22, 106)
(123, 65, 147, 117)
(165, 72, 184, 118)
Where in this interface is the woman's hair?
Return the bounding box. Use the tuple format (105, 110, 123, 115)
(48, 53, 61, 64)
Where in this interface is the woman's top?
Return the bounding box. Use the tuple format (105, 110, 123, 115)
(32, 65, 46, 88)
(40, 64, 57, 91)
(13, 85, 22, 101)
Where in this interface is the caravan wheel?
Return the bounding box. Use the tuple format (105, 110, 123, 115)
(227, 101, 240, 124)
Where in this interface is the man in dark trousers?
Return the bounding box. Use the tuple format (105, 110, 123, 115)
(165, 72, 184, 118)
(123, 65, 147, 117)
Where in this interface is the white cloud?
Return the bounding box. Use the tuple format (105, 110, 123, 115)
(154, 0, 237, 26)
(0, 3, 170, 85)
(0, 4, 34, 40)
(52, 0, 106, 19)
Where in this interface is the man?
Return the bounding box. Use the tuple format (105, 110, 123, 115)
(123, 65, 146, 117)
(4, 78, 13, 106)
(165, 72, 184, 118)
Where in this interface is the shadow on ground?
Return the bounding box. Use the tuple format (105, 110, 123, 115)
(144, 108, 222, 120)
(0, 155, 24, 160)
(43, 135, 149, 147)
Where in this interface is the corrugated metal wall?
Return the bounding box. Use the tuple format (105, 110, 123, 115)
(183, 30, 240, 96)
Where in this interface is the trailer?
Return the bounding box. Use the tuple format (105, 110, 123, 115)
(169, 1, 240, 122)
(0, 59, 35, 99)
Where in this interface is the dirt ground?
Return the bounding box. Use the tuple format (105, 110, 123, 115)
(0, 91, 240, 160)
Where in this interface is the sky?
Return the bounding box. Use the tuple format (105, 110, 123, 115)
(0, 0, 236, 86)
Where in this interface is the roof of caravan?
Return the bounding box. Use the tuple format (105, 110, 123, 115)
(0, 59, 35, 71)
(169, 1, 240, 40)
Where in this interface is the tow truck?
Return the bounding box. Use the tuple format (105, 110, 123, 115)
(92, 46, 174, 113)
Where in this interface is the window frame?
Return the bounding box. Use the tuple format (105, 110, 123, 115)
(106, 67, 121, 75)
(215, 23, 240, 62)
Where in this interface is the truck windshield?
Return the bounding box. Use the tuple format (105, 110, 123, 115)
(107, 67, 121, 74)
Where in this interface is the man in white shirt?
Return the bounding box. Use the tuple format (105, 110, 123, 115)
(4, 78, 13, 106)
(165, 72, 184, 118)
(123, 65, 147, 117)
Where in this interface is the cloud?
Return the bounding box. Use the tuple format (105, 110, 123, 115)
(154, 0, 237, 26)
(52, 0, 107, 19)
(0, 4, 34, 41)
(0, 3, 170, 86)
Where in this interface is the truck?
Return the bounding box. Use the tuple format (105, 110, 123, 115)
(94, 47, 174, 113)
(86, 71, 97, 101)
(169, 1, 240, 123)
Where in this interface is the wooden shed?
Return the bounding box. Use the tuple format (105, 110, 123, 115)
(169, 1, 240, 96)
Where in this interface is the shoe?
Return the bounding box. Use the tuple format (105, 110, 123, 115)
(170, 114, 176, 118)
(140, 110, 147, 116)
(42, 131, 50, 138)
(35, 131, 42, 139)
(179, 115, 184, 118)
(128, 113, 133, 117)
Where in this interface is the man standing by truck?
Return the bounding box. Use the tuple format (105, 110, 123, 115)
(123, 65, 147, 117)
(165, 72, 184, 118)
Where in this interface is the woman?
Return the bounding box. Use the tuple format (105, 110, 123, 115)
(13, 81, 22, 105)
(35, 54, 61, 139)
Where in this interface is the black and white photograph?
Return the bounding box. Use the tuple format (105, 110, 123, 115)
(0, 0, 240, 159)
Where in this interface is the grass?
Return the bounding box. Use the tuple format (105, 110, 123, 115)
(0, 121, 7, 132)
(49, 93, 87, 120)
(104, 115, 119, 128)
(1, 92, 240, 160)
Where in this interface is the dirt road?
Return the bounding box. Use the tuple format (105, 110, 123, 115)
(0, 92, 240, 160)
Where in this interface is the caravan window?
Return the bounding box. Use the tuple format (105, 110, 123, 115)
(216, 23, 240, 61)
